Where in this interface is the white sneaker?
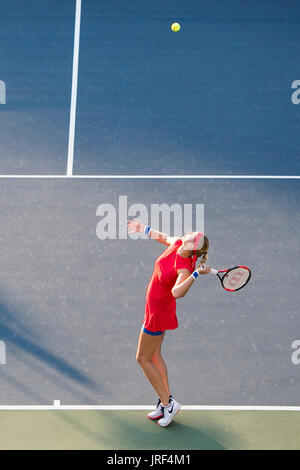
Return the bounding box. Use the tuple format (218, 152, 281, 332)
(147, 398, 164, 420)
(157, 398, 181, 427)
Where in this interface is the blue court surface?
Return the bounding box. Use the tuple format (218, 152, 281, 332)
(0, 178, 298, 406)
(0, 0, 299, 175)
(0, 0, 299, 451)
(0, 1, 74, 174)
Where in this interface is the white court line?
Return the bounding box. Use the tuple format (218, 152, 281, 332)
(0, 175, 299, 179)
(67, 0, 82, 177)
(0, 405, 299, 411)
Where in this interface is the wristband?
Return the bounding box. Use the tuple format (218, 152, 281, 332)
(144, 226, 151, 236)
(191, 270, 199, 279)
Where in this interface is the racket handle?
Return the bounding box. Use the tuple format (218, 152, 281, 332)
(210, 268, 218, 275)
(199, 266, 218, 275)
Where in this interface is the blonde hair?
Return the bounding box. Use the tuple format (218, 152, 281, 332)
(196, 235, 209, 266)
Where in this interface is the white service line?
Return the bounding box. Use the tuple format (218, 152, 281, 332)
(0, 175, 299, 179)
(0, 405, 299, 411)
(67, 0, 82, 177)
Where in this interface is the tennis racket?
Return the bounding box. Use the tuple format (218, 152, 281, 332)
(206, 266, 251, 292)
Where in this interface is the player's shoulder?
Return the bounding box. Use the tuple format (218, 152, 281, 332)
(167, 236, 182, 246)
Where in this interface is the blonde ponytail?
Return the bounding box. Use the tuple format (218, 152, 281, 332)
(196, 235, 209, 267)
(199, 252, 208, 266)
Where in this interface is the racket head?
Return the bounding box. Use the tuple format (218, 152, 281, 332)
(221, 266, 251, 292)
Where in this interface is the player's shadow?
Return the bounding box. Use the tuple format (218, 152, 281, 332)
(152, 420, 228, 450)
(0, 298, 100, 401)
(53, 410, 243, 450)
(111, 414, 233, 450)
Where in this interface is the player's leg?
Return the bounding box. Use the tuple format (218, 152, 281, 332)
(136, 330, 170, 406)
(152, 334, 171, 397)
(147, 333, 172, 420)
(146, 333, 169, 420)
(151, 334, 181, 426)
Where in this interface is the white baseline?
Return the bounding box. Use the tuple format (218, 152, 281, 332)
(0, 405, 299, 411)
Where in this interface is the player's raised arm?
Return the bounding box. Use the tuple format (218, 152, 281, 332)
(172, 265, 211, 298)
(127, 219, 178, 245)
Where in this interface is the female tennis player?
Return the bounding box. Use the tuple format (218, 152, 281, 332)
(127, 219, 210, 427)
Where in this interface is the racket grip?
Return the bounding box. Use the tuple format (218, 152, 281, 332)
(210, 268, 218, 275)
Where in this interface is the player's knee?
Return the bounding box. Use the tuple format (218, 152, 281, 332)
(136, 353, 149, 368)
(136, 351, 142, 364)
(136, 353, 144, 366)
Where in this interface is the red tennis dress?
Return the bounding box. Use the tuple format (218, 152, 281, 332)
(143, 239, 196, 332)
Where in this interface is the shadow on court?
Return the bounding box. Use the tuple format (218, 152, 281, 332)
(54, 411, 239, 450)
(0, 297, 99, 402)
(1, 410, 300, 450)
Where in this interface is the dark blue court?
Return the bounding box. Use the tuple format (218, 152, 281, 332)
(0, 0, 299, 175)
(0, 1, 299, 407)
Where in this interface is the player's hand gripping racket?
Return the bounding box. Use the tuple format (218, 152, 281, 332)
(204, 266, 251, 292)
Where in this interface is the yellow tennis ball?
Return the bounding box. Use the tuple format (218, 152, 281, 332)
(171, 22, 180, 32)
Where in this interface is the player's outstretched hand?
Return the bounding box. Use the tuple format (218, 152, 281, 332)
(127, 219, 145, 234)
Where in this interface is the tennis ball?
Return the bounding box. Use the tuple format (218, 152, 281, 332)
(171, 22, 180, 32)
